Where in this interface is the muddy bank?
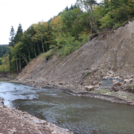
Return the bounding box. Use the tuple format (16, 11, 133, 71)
(0, 98, 73, 134)
(0, 73, 17, 81)
(12, 80, 134, 106)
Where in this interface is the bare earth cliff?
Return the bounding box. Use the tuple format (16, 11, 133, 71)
(17, 21, 134, 90)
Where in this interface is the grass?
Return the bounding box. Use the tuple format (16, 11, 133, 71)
(106, 92, 114, 95)
(24, 69, 27, 73)
(121, 96, 126, 99)
(101, 89, 108, 94)
(83, 72, 90, 79)
(127, 96, 133, 100)
(93, 89, 108, 94)
(129, 84, 134, 88)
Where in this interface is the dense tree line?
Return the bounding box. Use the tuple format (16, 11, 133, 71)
(0, 45, 8, 68)
(0, 0, 134, 73)
(0, 45, 8, 58)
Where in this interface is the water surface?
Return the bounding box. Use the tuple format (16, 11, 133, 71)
(0, 81, 134, 134)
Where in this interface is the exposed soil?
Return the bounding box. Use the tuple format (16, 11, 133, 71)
(2, 18, 134, 134)
(16, 21, 134, 89)
(0, 103, 73, 134)
(12, 20, 134, 106)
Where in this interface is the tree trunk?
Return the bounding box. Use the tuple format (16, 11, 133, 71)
(34, 42, 37, 57)
(41, 38, 45, 53)
(89, 4, 93, 13)
(26, 48, 31, 62)
(37, 42, 40, 55)
(19, 55, 21, 71)
(16, 57, 18, 72)
(20, 54, 28, 64)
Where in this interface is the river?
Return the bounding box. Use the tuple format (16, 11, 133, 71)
(0, 81, 134, 134)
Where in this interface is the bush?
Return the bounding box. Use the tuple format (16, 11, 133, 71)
(40, 49, 55, 60)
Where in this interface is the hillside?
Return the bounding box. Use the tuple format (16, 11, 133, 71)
(17, 20, 134, 90)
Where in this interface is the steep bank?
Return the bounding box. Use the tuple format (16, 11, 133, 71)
(17, 20, 134, 89)
(13, 20, 134, 105)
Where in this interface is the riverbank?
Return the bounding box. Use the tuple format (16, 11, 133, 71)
(0, 73, 17, 81)
(12, 80, 134, 106)
(0, 98, 73, 134)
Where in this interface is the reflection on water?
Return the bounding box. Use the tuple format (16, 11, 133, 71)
(0, 81, 134, 134)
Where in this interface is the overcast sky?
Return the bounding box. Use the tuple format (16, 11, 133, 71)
(0, 0, 76, 44)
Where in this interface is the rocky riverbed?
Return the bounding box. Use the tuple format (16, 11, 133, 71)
(12, 78, 134, 106)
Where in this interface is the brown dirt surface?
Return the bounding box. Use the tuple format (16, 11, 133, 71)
(0, 105, 73, 134)
(14, 20, 134, 106)
(0, 105, 49, 134)
(16, 20, 134, 89)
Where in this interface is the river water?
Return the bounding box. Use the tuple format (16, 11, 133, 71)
(0, 81, 134, 134)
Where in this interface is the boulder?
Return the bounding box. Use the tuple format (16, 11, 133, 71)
(124, 79, 133, 84)
(109, 71, 114, 74)
(113, 80, 122, 86)
(102, 76, 109, 80)
(85, 86, 94, 91)
(114, 76, 120, 79)
(95, 85, 99, 88)
(111, 86, 122, 92)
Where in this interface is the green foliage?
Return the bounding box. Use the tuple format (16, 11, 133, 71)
(40, 49, 55, 60)
(0, 55, 10, 72)
(83, 72, 90, 79)
(3, 1, 134, 73)
(0, 45, 8, 58)
(129, 84, 134, 88)
(57, 33, 81, 57)
(99, 13, 114, 29)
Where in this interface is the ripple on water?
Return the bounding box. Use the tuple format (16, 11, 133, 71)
(0, 82, 134, 134)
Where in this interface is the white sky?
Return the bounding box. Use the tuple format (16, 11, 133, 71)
(0, 0, 76, 44)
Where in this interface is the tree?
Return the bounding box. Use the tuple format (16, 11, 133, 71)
(9, 26, 15, 47)
(76, 0, 97, 12)
(14, 24, 23, 44)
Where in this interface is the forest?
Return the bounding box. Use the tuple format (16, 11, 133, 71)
(0, 45, 8, 66)
(0, 45, 8, 57)
(0, 0, 134, 73)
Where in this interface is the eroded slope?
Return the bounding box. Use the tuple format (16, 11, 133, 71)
(17, 21, 134, 89)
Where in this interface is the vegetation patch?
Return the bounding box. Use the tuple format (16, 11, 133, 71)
(83, 72, 90, 79)
(40, 49, 55, 60)
(129, 84, 134, 88)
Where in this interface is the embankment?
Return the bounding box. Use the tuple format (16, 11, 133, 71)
(14, 20, 134, 105)
(0, 98, 73, 134)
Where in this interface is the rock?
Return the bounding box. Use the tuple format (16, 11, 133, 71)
(59, 83, 64, 85)
(111, 86, 122, 92)
(89, 33, 99, 41)
(85, 86, 94, 91)
(114, 76, 120, 79)
(113, 80, 121, 86)
(124, 79, 133, 84)
(109, 71, 114, 74)
(108, 73, 114, 77)
(98, 81, 102, 86)
(93, 81, 98, 85)
(102, 76, 109, 80)
(8, 128, 17, 134)
(95, 85, 99, 88)
(130, 75, 134, 78)
(32, 119, 46, 124)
